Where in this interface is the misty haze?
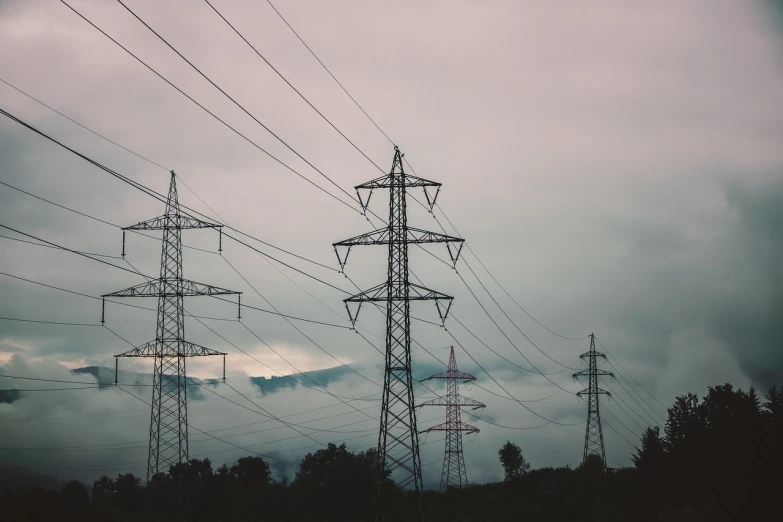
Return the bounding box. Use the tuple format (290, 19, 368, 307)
(1, 1, 782, 521)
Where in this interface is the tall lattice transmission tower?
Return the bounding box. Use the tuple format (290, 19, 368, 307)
(573, 333, 614, 469)
(102, 171, 240, 481)
(334, 146, 464, 520)
(420, 346, 485, 490)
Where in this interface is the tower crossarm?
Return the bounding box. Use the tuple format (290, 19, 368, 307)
(124, 215, 223, 231)
(424, 370, 477, 381)
(116, 340, 226, 358)
(102, 278, 241, 298)
(342, 282, 453, 326)
(355, 172, 441, 190)
(342, 281, 452, 304)
(425, 421, 479, 434)
(333, 227, 463, 269)
(334, 227, 462, 247)
(351, 151, 443, 213)
(419, 396, 486, 409)
(576, 387, 612, 397)
(573, 368, 614, 379)
(579, 350, 607, 360)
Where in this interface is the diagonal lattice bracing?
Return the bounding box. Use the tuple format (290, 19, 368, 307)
(102, 171, 240, 486)
(421, 347, 485, 490)
(573, 333, 614, 470)
(334, 147, 464, 521)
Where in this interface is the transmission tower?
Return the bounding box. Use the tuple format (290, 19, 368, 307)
(573, 333, 614, 469)
(102, 171, 240, 481)
(334, 146, 464, 520)
(420, 346, 485, 490)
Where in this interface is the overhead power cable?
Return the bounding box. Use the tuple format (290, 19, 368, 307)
(0, 233, 122, 259)
(0, 179, 216, 255)
(0, 109, 351, 293)
(115, 384, 294, 463)
(0, 316, 100, 327)
(118, 256, 379, 404)
(0, 76, 168, 170)
(434, 203, 588, 342)
(203, 0, 385, 173)
(605, 371, 662, 428)
(264, 0, 394, 146)
(601, 407, 639, 448)
(221, 255, 382, 387)
(464, 396, 581, 431)
(596, 337, 668, 417)
(603, 384, 647, 433)
(0, 78, 337, 273)
(259, 0, 590, 350)
(58, 0, 358, 214)
(260, 0, 592, 389)
(114, 0, 365, 206)
(1, 385, 103, 392)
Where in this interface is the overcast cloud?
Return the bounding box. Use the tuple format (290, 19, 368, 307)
(1, 0, 782, 486)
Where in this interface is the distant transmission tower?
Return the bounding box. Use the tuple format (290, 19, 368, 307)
(573, 333, 614, 469)
(334, 146, 464, 520)
(102, 171, 240, 481)
(420, 346, 485, 490)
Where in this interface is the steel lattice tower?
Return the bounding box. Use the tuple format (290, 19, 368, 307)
(573, 333, 614, 469)
(420, 346, 485, 490)
(334, 146, 463, 520)
(102, 171, 240, 481)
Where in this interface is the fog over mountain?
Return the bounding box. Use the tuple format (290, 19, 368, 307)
(1, 0, 782, 487)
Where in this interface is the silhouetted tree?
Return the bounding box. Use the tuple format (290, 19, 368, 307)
(632, 426, 665, 471)
(498, 441, 530, 481)
(577, 454, 604, 476)
(293, 443, 380, 520)
(4, 381, 782, 522)
(230, 456, 271, 488)
(114, 473, 143, 512)
(763, 384, 782, 420)
(61, 480, 88, 508)
(91, 474, 115, 503)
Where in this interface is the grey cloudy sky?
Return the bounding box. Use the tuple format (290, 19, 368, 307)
(1, 0, 782, 485)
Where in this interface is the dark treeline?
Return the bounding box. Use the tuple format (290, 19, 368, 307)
(3, 382, 781, 521)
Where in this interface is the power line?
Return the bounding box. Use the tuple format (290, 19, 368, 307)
(0, 87, 334, 271)
(2, 386, 104, 392)
(264, 0, 394, 145)
(603, 384, 646, 433)
(434, 203, 587, 342)
(259, 0, 593, 393)
(0, 76, 169, 171)
(464, 396, 582, 431)
(410, 193, 583, 373)
(221, 255, 381, 388)
(601, 407, 638, 449)
(203, 0, 385, 174)
(57, 0, 358, 215)
(0, 316, 100, 327)
(605, 373, 661, 428)
(119, 254, 379, 405)
(443, 329, 581, 427)
(596, 337, 668, 417)
(1, 237, 374, 413)
(0, 112, 352, 293)
(115, 384, 294, 464)
(114, 0, 362, 206)
(452, 268, 575, 394)
(449, 312, 572, 377)
(0, 233, 122, 259)
(261, 0, 590, 358)
(456, 251, 579, 370)
(0, 375, 143, 386)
